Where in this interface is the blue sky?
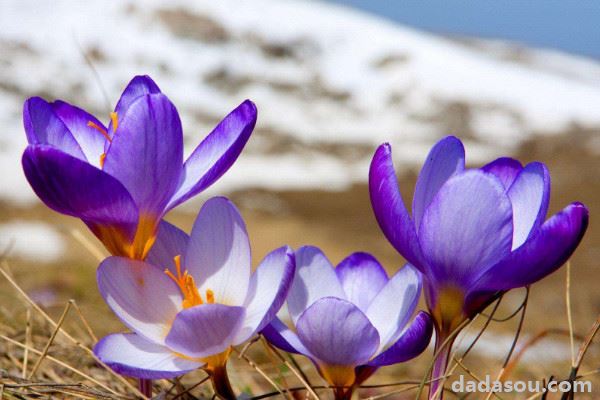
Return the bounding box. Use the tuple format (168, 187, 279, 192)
(327, 0, 600, 59)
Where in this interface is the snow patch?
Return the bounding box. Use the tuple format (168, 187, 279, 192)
(0, 221, 66, 262)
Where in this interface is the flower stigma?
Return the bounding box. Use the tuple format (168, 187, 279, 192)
(87, 121, 112, 142)
(165, 255, 215, 308)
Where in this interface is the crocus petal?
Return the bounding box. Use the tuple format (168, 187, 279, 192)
(470, 202, 588, 294)
(366, 264, 422, 352)
(22, 145, 138, 240)
(94, 333, 202, 379)
(507, 162, 550, 249)
(185, 197, 251, 306)
(481, 157, 523, 190)
(234, 246, 295, 344)
(97, 257, 182, 344)
(369, 143, 425, 270)
(165, 304, 245, 359)
(167, 100, 257, 210)
(418, 170, 513, 286)
(262, 317, 312, 356)
(412, 136, 465, 231)
(368, 311, 433, 366)
(104, 93, 183, 214)
(146, 220, 190, 272)
(50, 100, 108, 167)
(335, 252, 388, 313)
(287, 246, 346, 324)
(112, 75, 161, 128)
(23, 97, 85, 160)
(296, 297, 379, 366)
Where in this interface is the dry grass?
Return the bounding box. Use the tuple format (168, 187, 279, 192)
(1, 248, 599, 400)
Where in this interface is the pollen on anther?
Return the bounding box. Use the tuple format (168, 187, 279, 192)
(165, 255, 204, 309)
(99, 153, 106, 168)
(110, 112, 118, 131)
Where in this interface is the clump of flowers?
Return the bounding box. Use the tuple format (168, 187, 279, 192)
(369, 136, 589, 398)
(20, 77, 590, 400)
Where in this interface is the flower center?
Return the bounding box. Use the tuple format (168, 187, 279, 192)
(87, 111, 119, 168)
(165, 255, 214, 309)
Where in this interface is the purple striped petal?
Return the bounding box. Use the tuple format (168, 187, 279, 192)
(94, 333, 202, 379)
(97, 257, 182, 344)
(235, 246, 295, 344)
(146, 220, 190, 272)
(296, 297, 379, 366)
(507, 162, 550, 249)
(481, 157, 523, 190)
(418, 170, 513, 286)
(368, 311, 433, 366)
(366, 264, 421, 351)
(22, 145, 138, 242)
(470, 202, 588, 295)
(23, 97, 85, 160)
(185, 197, 251, 306)
(50, 100, 108, 167)
(412, 136, 465, 231)
(112, 75, 161, 130)
(369, 143, 425, 270)
(261, 318, 312, 356)
(165, 304, 245, 359)
(287, 246, 346, 324)
(167, 100, 257, 211)
(336, 252, 388, 313)
(104, 93, 183, 214)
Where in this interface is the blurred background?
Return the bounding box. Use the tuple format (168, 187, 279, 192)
(0, 0, 598, 397)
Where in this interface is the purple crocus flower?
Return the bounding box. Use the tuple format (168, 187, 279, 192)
(22, 75, 256, 259)
(263, 246, 433, 400)
(93, 197, 294, 398)
(369, 136, 589, 398)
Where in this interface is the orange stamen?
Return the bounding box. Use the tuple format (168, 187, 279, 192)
(165, 255, 204, 309)
(99, 153, 106, 168)
(87, 121, 112, 142)
(110, 111, 118, 131)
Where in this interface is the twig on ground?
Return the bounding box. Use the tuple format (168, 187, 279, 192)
(22, 308, 32, 379)
(259, 336, 294, 400)
(561, 315, 600, 400)
(28, 301, 72, 378)
(565, 262, 576, 368)
(259, 335, 320, 400)
(233, 346, 287, 397)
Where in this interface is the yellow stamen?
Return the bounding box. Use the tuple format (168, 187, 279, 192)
(99, 153, 106, 168)
(164, 255, 204, 309)
(87, 121, 112, 142)
(206, 289, 215, 304)
(110, 111, 118, 131)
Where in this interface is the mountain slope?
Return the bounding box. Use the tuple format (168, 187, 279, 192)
(1, 0, 599, 203)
